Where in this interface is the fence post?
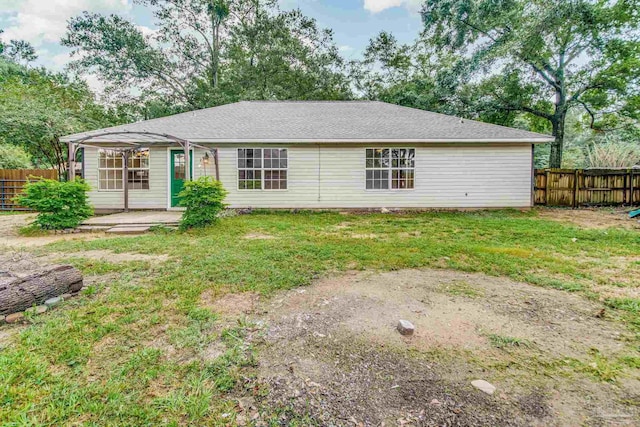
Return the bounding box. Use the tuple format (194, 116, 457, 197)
(631, 168, 636, 205)
(572, 169, 579, 208)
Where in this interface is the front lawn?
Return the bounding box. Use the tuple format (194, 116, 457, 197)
(1, 209, 639, 425)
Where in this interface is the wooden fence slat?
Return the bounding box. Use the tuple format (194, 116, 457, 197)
(0, 169, 58, 211)
(535, 168, 640, 207)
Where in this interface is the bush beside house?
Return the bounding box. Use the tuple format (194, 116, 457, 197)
(178, 177, 227, 229)
(16, 178, 93, 229)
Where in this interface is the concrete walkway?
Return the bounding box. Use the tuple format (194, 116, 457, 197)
(81, 211, 182, 234)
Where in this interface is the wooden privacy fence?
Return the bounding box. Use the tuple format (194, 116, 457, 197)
(0, 169, 59, 211)
(535, 168, 640, 207)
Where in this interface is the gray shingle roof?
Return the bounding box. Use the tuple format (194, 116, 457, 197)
(61, 101, 552, 143)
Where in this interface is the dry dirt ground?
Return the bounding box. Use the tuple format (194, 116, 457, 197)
(208, 269, 640, 427)
(0, 214, 104, 247)
(537, 207, 640, 230)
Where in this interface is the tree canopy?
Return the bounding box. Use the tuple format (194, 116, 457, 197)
(0, 54, 126, 175)
(62, 0, 351, 114)
(419, 0, 640, 167)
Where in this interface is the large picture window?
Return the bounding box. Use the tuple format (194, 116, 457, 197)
(98, 148, 150, 190)
(238, 148, 288, 190)
(365, 148, 415, 190)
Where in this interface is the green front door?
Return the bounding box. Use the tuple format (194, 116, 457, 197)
(170, 150, 193, 207)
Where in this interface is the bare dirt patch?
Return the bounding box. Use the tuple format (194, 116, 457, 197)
(0, 213, 115, 247)
(538, 207, 639, 230)
(247, 269, 639, 426)
(243, 233, 275, 240)
(200, 290, 260, 318)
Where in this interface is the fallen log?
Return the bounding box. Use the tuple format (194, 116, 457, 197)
(0, 265, 83, 316)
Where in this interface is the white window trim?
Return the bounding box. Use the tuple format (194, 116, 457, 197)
(97, 148, 150, 192)
(236, 148, 289, 191)
(364, 147, 416, 191)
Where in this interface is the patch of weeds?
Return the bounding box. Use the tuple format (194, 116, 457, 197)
(18, 224, 50, 236)
(149, 224, 175, 234)
(619, 355, 640, 369)
(488, 334, 531, 349)
(523, 275, 584, 292)
(574, 349, 623, 383)
(205, 322, 259, 392)
(441, 280, 484, 298)
(82, 285, 98, 296)
(63, 257, 152, 275)
(605, 297, 640, 314)
(169, 311, 217, 351)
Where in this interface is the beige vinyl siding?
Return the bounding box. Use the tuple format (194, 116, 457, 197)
(84, 143, 532, 210)
(214, 143, 533, 209)
(84, 146, 168, 210)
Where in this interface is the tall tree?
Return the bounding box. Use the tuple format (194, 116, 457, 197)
(62, 0, 350, 112)
(421, 0, 640, 167)
(0, 58, 124, 176)
(0, 29, 37, 65)
(351, 32, 457, 114)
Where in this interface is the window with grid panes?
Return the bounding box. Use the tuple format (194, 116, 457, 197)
(365, 148, 415, 190)
(127, 149, 150, 189)
(238, 148, 287, 190)
(98, 148, 150, 190)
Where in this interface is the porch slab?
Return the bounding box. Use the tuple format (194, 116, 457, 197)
(82, 211, 182, 227)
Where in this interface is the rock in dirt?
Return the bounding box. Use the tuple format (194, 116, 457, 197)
(25, 305, 47, 315)
(397, 319, 415, 336)
(471, 380, 496, 395)
(44, 297, 63, 307)
(5, 312, 25, 323)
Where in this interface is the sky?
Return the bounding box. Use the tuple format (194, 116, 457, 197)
(0, 0, 425, 91)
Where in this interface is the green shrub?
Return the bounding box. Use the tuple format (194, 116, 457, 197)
(178, 177, 227, 229)
(16, 178, 93, 229)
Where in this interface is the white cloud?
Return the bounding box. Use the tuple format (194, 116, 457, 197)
(363, 0, 423, 14)
(339, 45, 354, 52)
(0, 0, 132, 47)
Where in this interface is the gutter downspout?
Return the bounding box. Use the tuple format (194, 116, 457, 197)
(317, 144, 321, 203)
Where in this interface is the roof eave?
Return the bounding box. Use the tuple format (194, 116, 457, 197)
(62, 137, 553, 144)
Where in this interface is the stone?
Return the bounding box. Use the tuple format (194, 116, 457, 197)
(44, 297, 63, 307)
(397, 319, 415, 336)
(60, 294, 72, 300)
(5, 312, 25, 323)
(471, 380, 496, 395)
(381, 207, 391, 214)
(25, 305, 48, 315)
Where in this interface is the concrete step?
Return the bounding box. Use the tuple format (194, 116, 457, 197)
(105, 226, 152, 235)
(76, 225, 112, 233)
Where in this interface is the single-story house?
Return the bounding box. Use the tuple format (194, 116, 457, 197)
(61, 101, 552, 211)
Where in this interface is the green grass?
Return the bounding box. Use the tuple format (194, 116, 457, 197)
(441, 280, 485, 298)
(487, 334, 531, 349)
(1, 209, 639, 424)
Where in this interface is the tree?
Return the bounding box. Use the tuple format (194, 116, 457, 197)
(0, 144, 32, 169)
(62, 0, 350, 112)
(0, 29, 37, 65)
(351, 31, 458, 114)
(223, 6, 351, 100)
(0, 58, 125, 177)
(421, 0, 640, 167)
